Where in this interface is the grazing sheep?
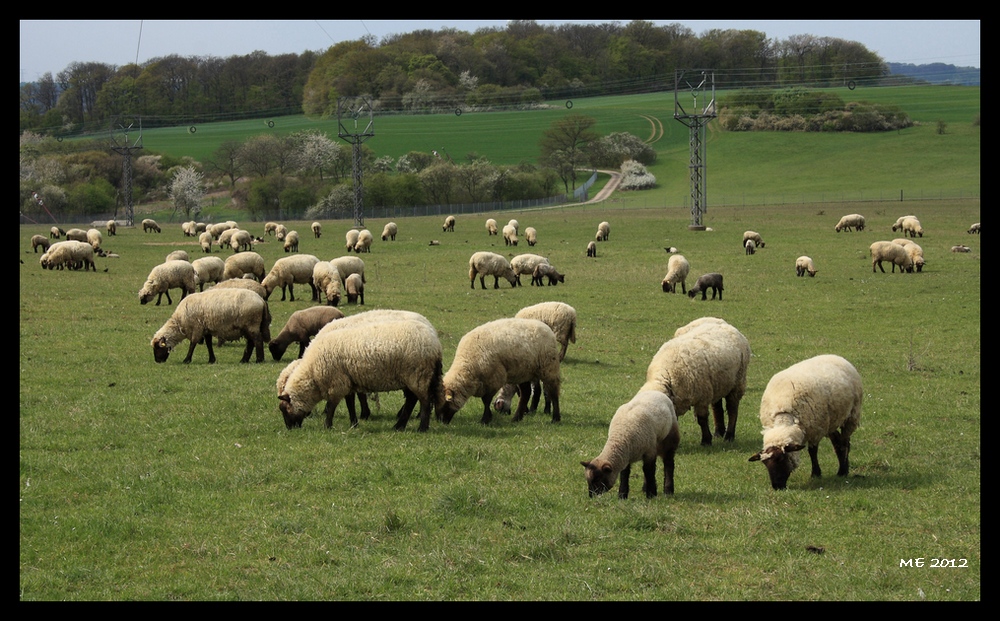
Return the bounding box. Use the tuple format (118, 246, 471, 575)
(968, 223, 980, 234)
(440, 318, 561, 425)
(222, 251, 266, 282)
(312, 260, 342, 307)
(469, 251, 517, 289)
(277, 318, 443, 432)
(515, 301, 577, 361)
(381, 222, 397, 241)
(265, 222, 279, 236)
(106, 220, 117, 236)
(587, 241, 597, 258)
(274, 224, 288, 241)
(834, 214, 866, 232)
(532, 263, 565, 286)
(311, 222, 322, 238)
(212, 277, 267, 299)
(49, 226, 65, 239)
(40, 240, 95, 271)
(31, 235, 50, 253)
(903, 242, 925, 272)
(507, 219, 519, 234)
(282, 230, 300, 253)
(486, 218, 498, 236)
(345, 273, 365, 305)
(795, 256, 818, 277)
(502, 224, 519, 247)
(330, 255, 366, 285)
(749, 354, 862, 490)
(207, 222, 230, 240)
(664, 247, 679, 253)
(661, 254, 690, 293)
(742, 231, 764, 248)
(891, 215, 917, 233)
(524, 227, 538, 247)
(745, 239, 756, 255)
(443, 215, 456, 232)
(191, 256, 226, 291)
(900, 216, 923, 238)
(640, 317, 751, 445)
(199, 231, 214, 253)
(151, 288, 272, 364)
(262, 254, 320, 301)
(66, 228, 88, 242)
(596, 221, 610, 241)
(952, 245, 972, 253)
(869, 241, 913, 273)
(510, 253, 550, 286)
(142, 219, 161, 233)
(229, 230, 253, 253)
(581, 390, 680, 499)
(353, 229, 373, 253)
(181, 221, 197, 237)
(688, 273, 724, 300)
(139, 260, 197, 305)
(268, 305, 345, 361)
(345, 229, 360, 252)
(165, 250, 190, 263)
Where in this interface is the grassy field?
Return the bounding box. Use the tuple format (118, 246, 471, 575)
(20, 197, 979, 600)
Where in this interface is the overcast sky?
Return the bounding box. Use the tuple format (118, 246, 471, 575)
(19, 20, 980, 83)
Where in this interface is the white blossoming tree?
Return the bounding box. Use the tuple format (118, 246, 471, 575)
(169, 166, 205, 219)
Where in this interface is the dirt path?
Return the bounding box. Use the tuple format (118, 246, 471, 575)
(580, 169, 623, 204)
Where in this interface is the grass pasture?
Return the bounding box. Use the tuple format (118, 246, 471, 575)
(20, 199, 980, 600)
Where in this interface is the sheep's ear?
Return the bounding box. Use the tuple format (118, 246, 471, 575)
(784, 443, 805, 453)
(580, 461, 592, 469)
(748, 452, 762, 462)
(278, 393, 291, 403)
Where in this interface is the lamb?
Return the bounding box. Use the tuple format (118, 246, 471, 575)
(277, 317, 443, 432)
(353, 229, 373, 253)
(40, 240, 95, 271)
(486, 218, 498, 236)
(581, 390, 680, 499)
(900, 216, 924, 238)
(311, 222, 322, 238)
(142, 219, 161, 233)
(262, 254, 320, 301)
(742, 231, 764, 248)
(748, 354, 862, 490)
(524, 227, 538, 247)
(230, 230, 253, 253)
(381, 222, 397, 241)
(688, 273, 724, 300)
(66, 228, 88, 242)
(661, 254, 690, 293)
(510, 253, 550, 286)
(469, 251, 517, 289)
(440, 318, 561, 425)
(199, 231, 214, 253)
(165, 250, 189, 263)
(515, 301, 577, 361)
(795, 256, 818, 277)
(596, 221, 610, 241)
(139, 260, 197, 305)
(968, 223, 980, 234)
(586, 241, 597, 258)
(443, 215, 456, 232)
(268, 305, 345, 361)
(903, 242, 925, 272)
(31, 235, 50, 253)
(282, 230, 300, 253)
(951, 245, 972, 253)
(869, 241, 913, 273)
(222, 251, 266, 282)
(191, 256, 226, 291)
(312, 260, 342, 306)
(834, 214, 866, 232)
(345, 229, 360, 252)
(640, 317, 750, 445)
(49, 226, 65, 239)
(264, 222, 278, 236)
(330, 255, 366, 285)
(151, 288, 272, 364)
(745, 239, 756, 255)
(502, 224, 518, 246)
(106, 220, 117, 236)
(532, 263, 565, 286)
(345, 273, 365, 305)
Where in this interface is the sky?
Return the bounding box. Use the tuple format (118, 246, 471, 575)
(19, 20, 980, 84)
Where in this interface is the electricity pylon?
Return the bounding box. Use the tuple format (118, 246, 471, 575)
(674, 70, 716, 230)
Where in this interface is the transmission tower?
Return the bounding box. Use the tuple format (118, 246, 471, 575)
(337, 97, 374, 228)
(673, 70, 716, 230)
(109, 115, 143, 227)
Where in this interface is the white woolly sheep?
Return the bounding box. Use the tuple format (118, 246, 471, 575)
(229, 230, 253, 253)
(587, 241, 597, 258)
(212, 277, 267, 299)
(199, 231, 214, 253)
(262, 254, 320, 301)
(218, 228, 238, 250)
(502, 224, 519, 246)
(486, 218, 498, 236)
(381, 222, 397, 241)
(165, 250, 189, 263)
(524, 227, 538, 247)
(507, 219, 519, 234)
(181, 221, 197, 237)
(870, 241, 913, 273)
(191, 256, 226, 291)
(151, 288, 272, 364)
(951, 245, 972, 253)
(282, 230, 300, 253)
(891, 215, 917, 233)
(274, 224, 288, 241)
(795, 256, 818, 277)
(106, 220, 117, 236)
(66, 228, 88, 242)
(596, 221, 610, 241)
(532, 263, 565, 286)
(903, 242, 925, 272)
(443, 215, 456, 232)
(515, 301, 577, 362)
(640, 317, 750, 445)
(345, 273, 365, 305)
(900, 216, 923, 238)
(345, 229, 360, 252)
(139, 260, 197, 305)
(749, 354, 862, 490)
(268, 305, 345, 361)
(661, 254, 690, 293)
(31, 235, 50, 253)
(207, 222, 230, 240)
(688, 273, 724, 300)
(312, 260, 342, 307)
(50, 226, 65, 239)
(222, 251, 266, 282)
(40, 240, 95, 271)
(353, 229, 373, 253)
(834, 214, 866, 232)
(264, 222, 278, 236)
(277, 317, 443, 432)
(510, 253, 550, 286)
(581, 390, 680, 499)
(330, 255, 366, 285)
(742, 231, 764, 248)
(469, 251, 517, 289)
(745, 239, 756, 255)
(968, 223, 980, 234)
(311, 222, 322, 238)
(440, 317, 562, 425)
(142, 219, 161, 233)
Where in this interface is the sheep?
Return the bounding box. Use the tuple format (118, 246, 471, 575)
(40, 240, 95, 271)
(282, 230, 300, 253)
(353, 229, 373, 253)
(581, 390, 680, 499)
(345, 229, 360, 252)
(952, 245, 972, 253)
(277, 318, 443, 432)
(834, 214, 866, 232)
(586, 241, 597, 258)
(469, 251, 517, 289)
(222, 251, 266, 282)
(870, 241, 913, 273)
(106, 220, 117, 236)
(207, 222, 231, 240)
(31, 235, 50, 253)
(515, 301, 577, 361)
(181, 221, 197, 237)
(142, 219, 161, 233)
(596, 221, 610, 241)
(532, 263, 565, 286)
(151, 288, 272, 364)
(330, 255, 366, 285)
(381, 222, 397, 241)
(274, 224, 288, 241)
(345, 273, 365, 305)
(66, 228, 88, 242)
(199, 231, 214, 253)
(229, 230, 253, 253)
(745, 239, 756, 255)
(502, 224, 519, 247)
(191, 256, 226, 291)
(443, 215, 456, 232)
(795, 256, 818, 277)
(312, 260, 342, 307)
(903, 242, 925, 272)
(742, 231, 764, 249)
(486, 218, 498, 236)
(311, 222, 322, 239)
(264, 222, 278, 236)
(268, 305, 345, 361)
(262, 254, 320, 301)
(901, 216, 924, 238)
(212, 277, 267, 299)
(139, 260, 197, 305)
(968, 223, 980, 234)
(661, 254, 690, 293)
(748, 354, 862, 490)
(440, 318, 561, 425)
(891, 215, 917, 233)
(507, 219, 519, 234)
(510, 253, 550, 286)
(49, 226, 65, 239)
(165, 250, 189, 263)
(688, 273, 724, 300)
(640, 317, 751, 445)
(524, 227, 538, 247)
(664, 247, 679, 253)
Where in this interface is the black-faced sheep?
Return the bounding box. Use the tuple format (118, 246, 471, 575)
(502, 224, 518, 247)
(742, 231, 764, 248)
(345, 273, 365, 305)
(230, 230, 253, 253)
(66, 228, 88, 242)
(311, 222, 322, 238)
(469, 251, 517, 289)
(191, 256, 226, 291)
(312, 260, 342, 307)
(381, 222, 397, 241)
(900, 216, 923, 238)
(596, 221, 610, 241)
(353, 229, 373, 253)
(587, 241, 597, 258)
(795, 256, 818, 277)
(525, 227, 538, 247)
(274, 224, 288, 241)
(330, 255, 366, 285)
(181, 221, 197, 237)
(515, 301, 577, 362)
(31, 235, 50, 253)
(50, 226, 65, 239)
(891, 215, 917, 233)
(869, 241, 913, 273)
(834, 214, 866, 232)
(106, 220, 117, 236)
(222, 251, 266, 282)
(581, 390, 680, 499)
(688, 273, 724, 300)
(345, 229, 360, 252)
(749, 354, 862, 490)
(903, 242, 925, 272)
(486, 218, 498, 236)
(85, 229, 102, 252)
(443, 215, 456, 232)
(968, 223, 980, 234)
(952, 245, 972, 253)
(640, 317, 750, 445)
(139, 260, 197, 305)
(40, 240, 95, 271)
(661, 254, 690, 293)
(262, 254, 320, 301)
(142, 219, 161, 233)
(532, 263, 565, 286)
(212, 277, 268, 300)
(151, 288, 272, 364)
(510, 253, 550, 286)
(268, 305, 345, 361)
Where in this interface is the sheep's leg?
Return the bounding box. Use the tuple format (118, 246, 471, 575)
(694, 405, 713, 445)
(618, 464, 631, 499)
(829, 431, 851, 477)
(297, 341, 307, 359)
(479, 275, 487, 290)
(661, 425, 680, 495)
(512, 382, 532, 421)
(722, 394, 739, 442)
(393, 389, 420, 431)
(358, 393, 371, 420)
(807, 444, 823, 478)
(641, 457, 658, 498)
(680, 281, 686, 294)
(478, 396, 494, 425)
(493, 276, 500, 289)
(546, 383, 560, 422)
(415, 397, 432, 432)
(310, 283, 319, 301)
(324, 398, 344, 428)
(529, 380, 542, 413)
(183, 339, 199, 364)
(711, 400, 726, 438)
(288, 283, 295, 301)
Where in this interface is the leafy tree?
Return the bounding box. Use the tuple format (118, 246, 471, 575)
(207, 140, 245, 189)
(168, 166, 205, 220)
(540, 114, 597, 191)
(419, 161, 457, 205)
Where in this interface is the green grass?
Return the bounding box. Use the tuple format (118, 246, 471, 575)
(20, 198, 979, 600)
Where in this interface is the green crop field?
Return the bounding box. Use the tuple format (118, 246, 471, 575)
(21, 85, 979, 601)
